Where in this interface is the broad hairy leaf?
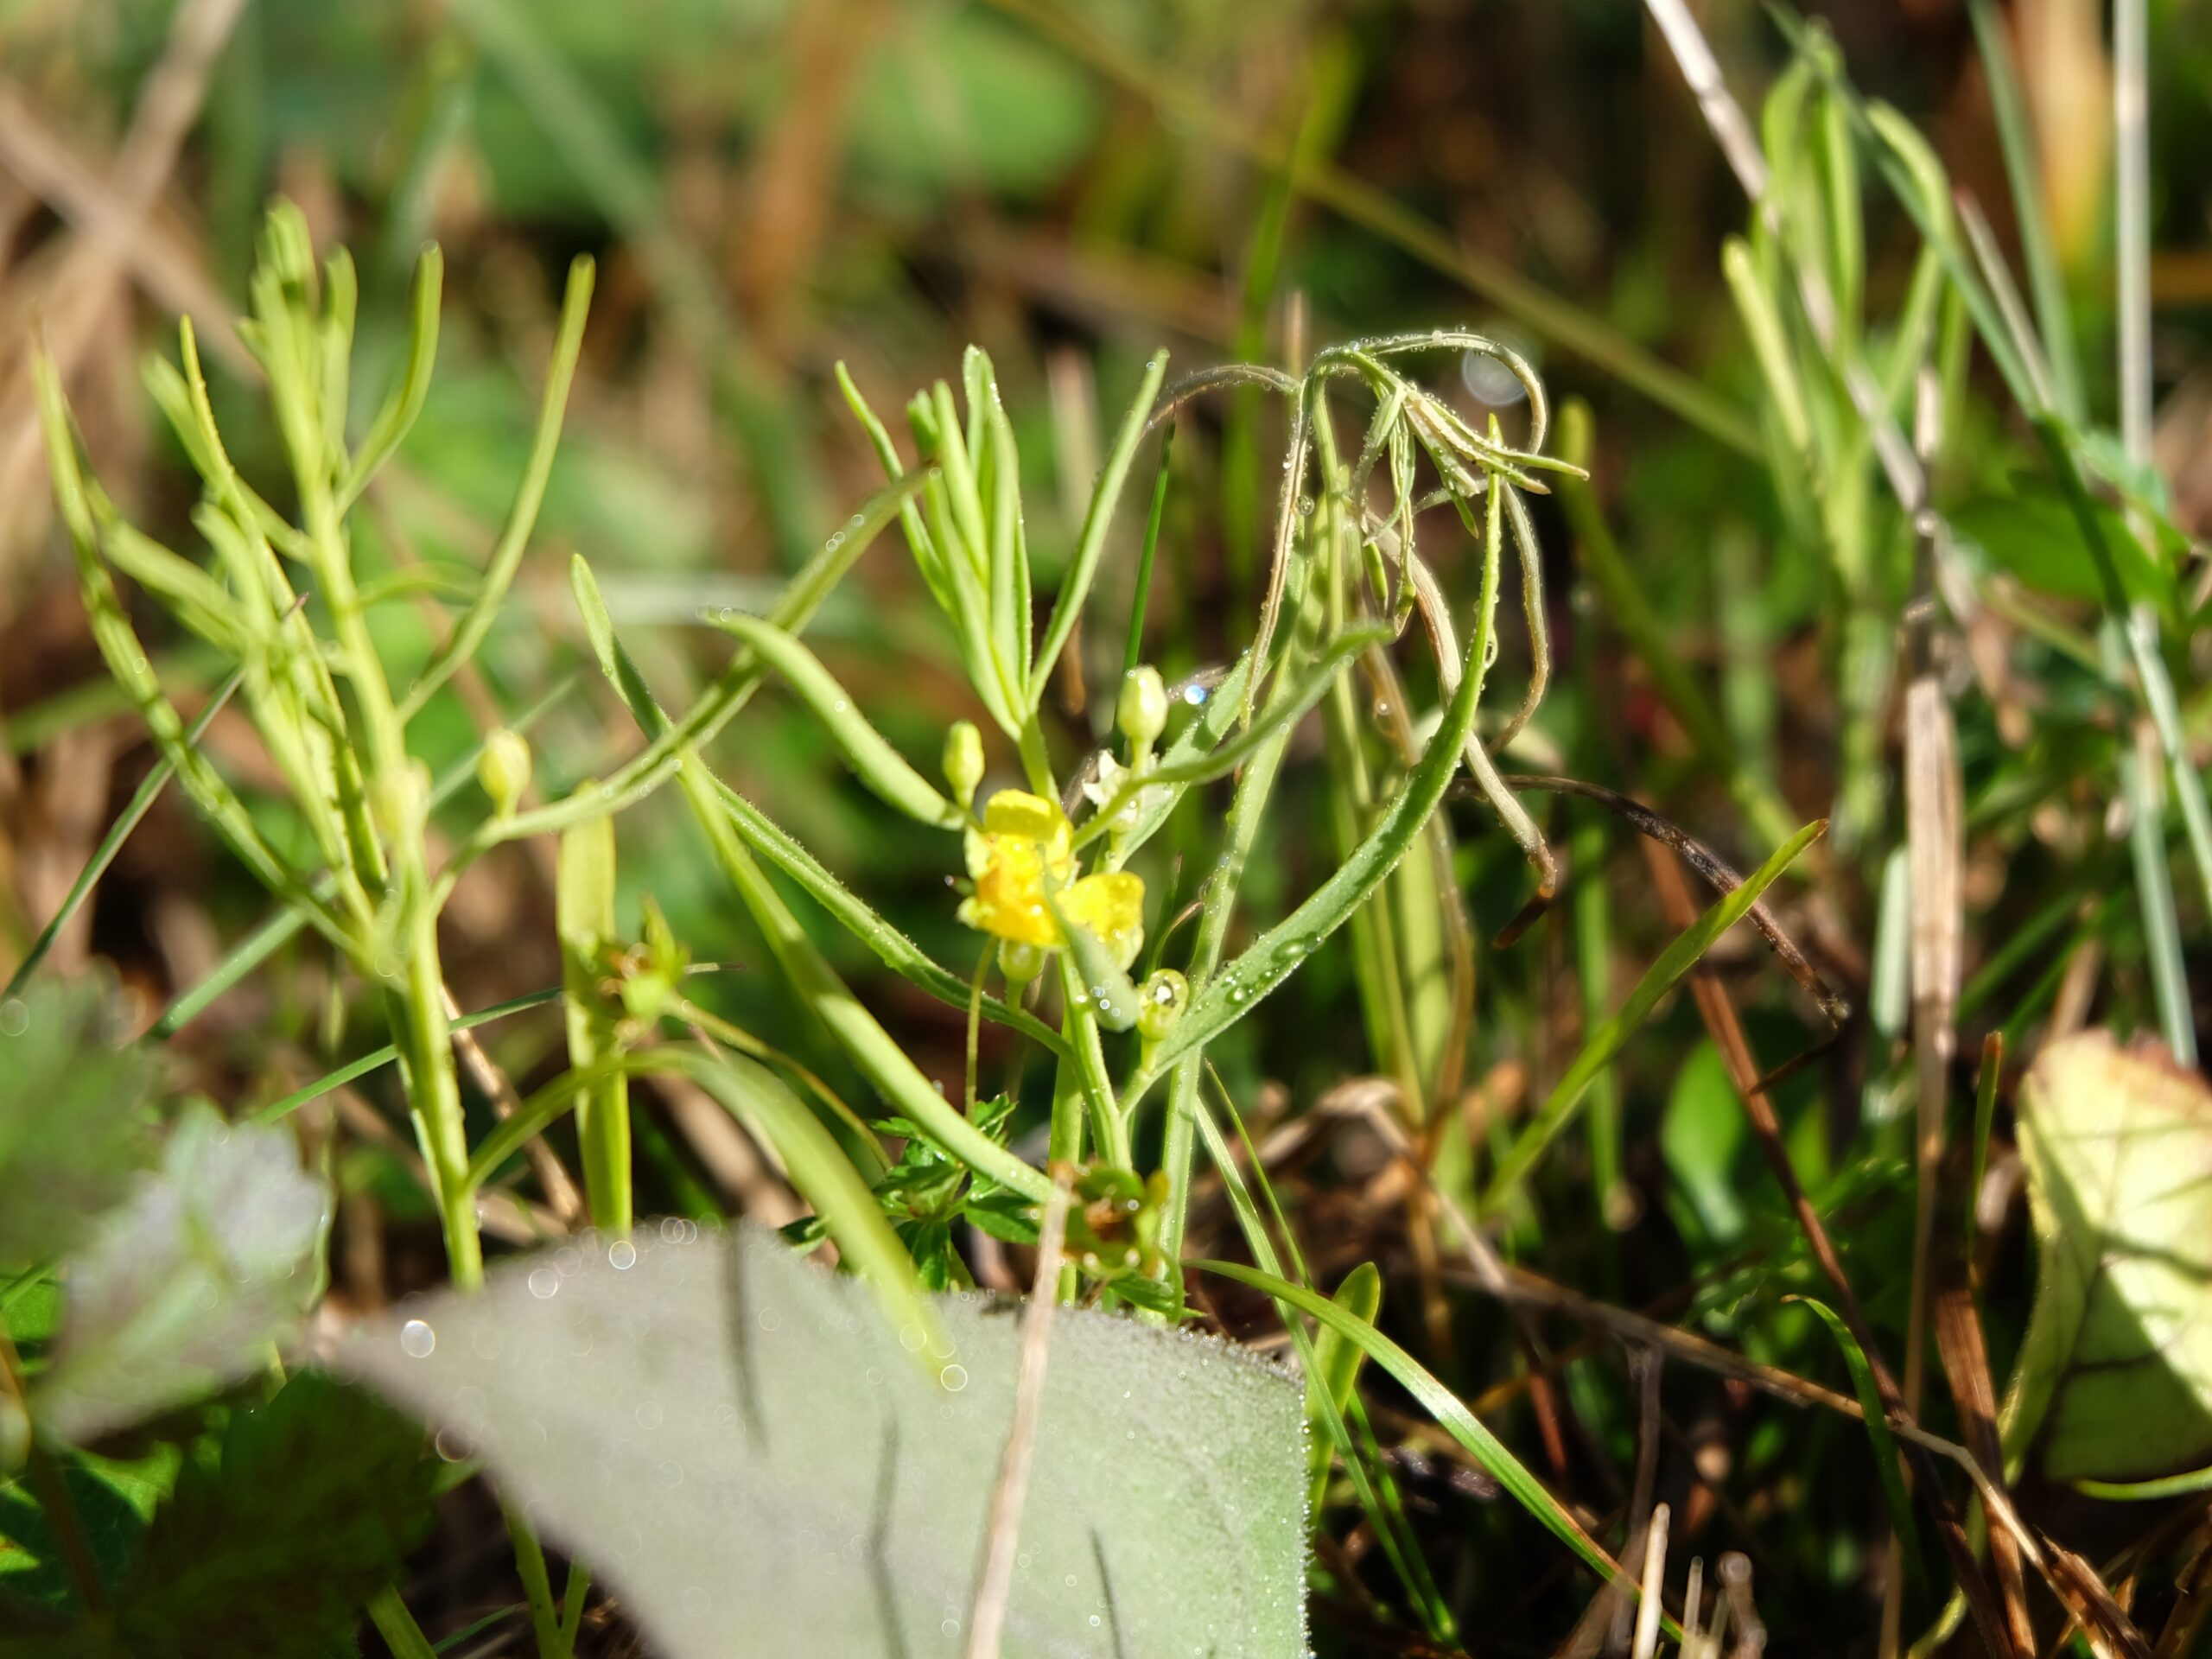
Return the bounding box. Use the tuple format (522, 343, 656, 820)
(33, 1103, 331, 1446)
(2004, 1032, 2212, 1483)
(337, 1224, 1307, 1657)
(0, 976, 161, 1267)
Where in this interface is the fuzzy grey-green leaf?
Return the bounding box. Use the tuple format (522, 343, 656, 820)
(337, 1224, 1307, 1658)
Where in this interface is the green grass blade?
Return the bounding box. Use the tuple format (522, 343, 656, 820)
(2075, 1465, 2212, 1503)
(1027, 350, 1169, 712)
(1189, 1085, 1452, 1636)
(1482, 817, 1827, 1209)
(709, 612, 960, 829)
(485, 469, 924, 849)
(1794, 1296, 1922, 1584)
(1968, 0, 2082, 422)
(3, 663, 246, 1001)
(681, 1045, 941, 1361)
(399, 253, 593, 724)
(677, 760, 1051, 1202)
(1306, 1261, 1381, 1514)
(247, 985, 566, 1123)
(1198, 1257, 1654, 1614)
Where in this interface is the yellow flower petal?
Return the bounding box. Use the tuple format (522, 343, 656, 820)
(1058, 872, 1147, 969)
(957, 789, 1144, 961)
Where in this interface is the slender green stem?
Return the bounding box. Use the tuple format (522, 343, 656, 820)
(1123, 418, 1174, 674)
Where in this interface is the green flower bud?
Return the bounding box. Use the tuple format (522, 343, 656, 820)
(1117, 666, 1168, 753)
(999, 939, 1046, 988)
(1135, 968, 1188, 1044)
(944, 720, 985, 810)
(373, 758, 431, 840)
(476, 727, 533, 818)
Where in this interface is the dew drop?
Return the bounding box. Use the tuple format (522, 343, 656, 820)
(0, 1000, 24, 1037)
(400, 1319, 436, 1358)
(607, 1238, 638, 1270)
(527, 1268, 561, 1300)
(941, 1363, 969, 1392)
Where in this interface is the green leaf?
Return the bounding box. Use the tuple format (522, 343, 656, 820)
(709, 612, 961, 829)
(1306, 1262, 1380, 1514)
(1792, 1297, 1921, 1581)
(1197, 1258, 1643, 1612)
(111, 1372, 435, 1658)
(0, 1439, 181, 1619)
(558, 810, 630, 1234)
(0, 976, 161, 1267)
(32, 1104, 331, 1446)
(1028, 350, 1170, 712)
(1482, 818, 1827, 1209)
(2004, 1032, 2212, 1483)
(338, 1223, 1306, 1657)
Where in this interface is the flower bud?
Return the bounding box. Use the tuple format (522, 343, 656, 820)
(943, 720, 984, 810)
(1135, 968, 1189, 1045)
(1117, 666, 1168, 753)
(999, 940, 1046, 988)
(476, 728, 533, 818)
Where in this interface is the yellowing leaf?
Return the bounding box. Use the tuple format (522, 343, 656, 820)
(2005, 1032, 2212, 1483)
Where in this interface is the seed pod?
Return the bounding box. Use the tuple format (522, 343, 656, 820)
(1135, 968, 1189, 1045)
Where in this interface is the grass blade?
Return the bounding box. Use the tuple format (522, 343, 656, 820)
(1482, 818, 1827, 1209)
(1795, 1295, 1923, 1586)
(1969, 0, 2082, 423)
(1198, 1258, 1656, 1616)
(3, 663, 246, 1001)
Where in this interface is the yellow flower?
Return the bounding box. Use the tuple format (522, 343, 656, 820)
(958, 790, 1145, 968)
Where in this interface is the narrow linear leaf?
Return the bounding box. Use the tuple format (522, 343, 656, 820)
(1028, 350, 1170, 709)
(1307, 1262, 1381, 1513)
(710, 612, 960, 829)
(401, 253, 594, 721)
(1481, 818, 1827, 1209)
(1793, 1296, 1922, 1580)
(339, 244, 446, 506)
(1138, 589, 1495, 1083)
(1197, 1258, 1648, 1612)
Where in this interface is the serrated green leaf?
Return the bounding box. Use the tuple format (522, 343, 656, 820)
(338, 1224, 1306, 1658)
(111, 1372, 435, 1659)
(2004, 1032, 2212, 1483)
(0, 976, 161, 1268)
(33, 1105, 330, 1446)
